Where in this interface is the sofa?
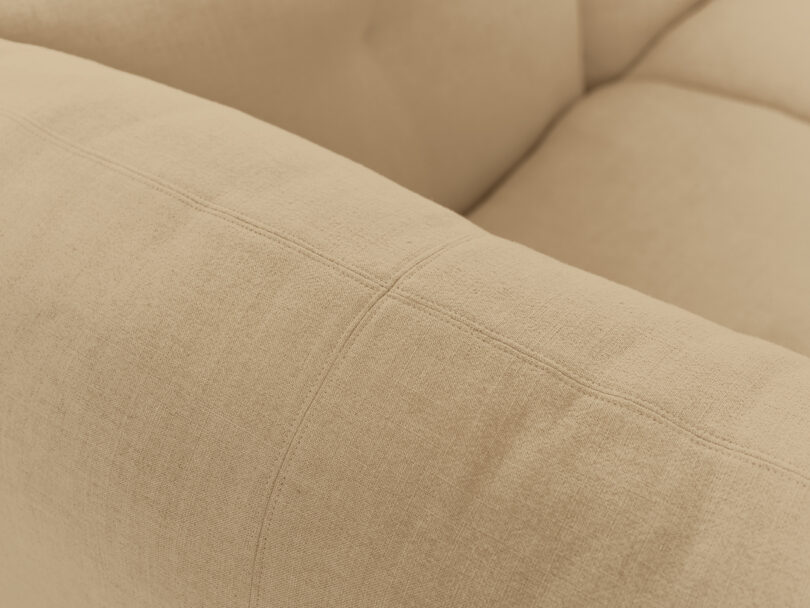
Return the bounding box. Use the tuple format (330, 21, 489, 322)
(1, 1, 809, 606)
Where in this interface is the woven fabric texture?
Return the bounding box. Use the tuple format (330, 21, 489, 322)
(2, 40, 810, 607)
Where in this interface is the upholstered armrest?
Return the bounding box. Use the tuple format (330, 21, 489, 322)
(2, 41, 809, 607)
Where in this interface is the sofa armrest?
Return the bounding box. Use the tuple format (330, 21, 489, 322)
(2, 40, 809, 607)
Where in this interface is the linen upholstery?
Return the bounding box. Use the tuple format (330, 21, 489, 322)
(3, 39, 810, 608)
(471, 81, 810, 356)
(0, 0, 582, 212)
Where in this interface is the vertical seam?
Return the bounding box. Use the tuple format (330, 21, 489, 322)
(610, 0, 714, 84)
(247, 233, 480, 607)
(576, 0, 587, 89)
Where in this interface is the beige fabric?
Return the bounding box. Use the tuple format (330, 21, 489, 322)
(580, 0, 701, 85)
(0, 0, 582, 212)
(632, 0, 810, 120)
(3, 40, 810, 607)
(471, 81, 810, 356)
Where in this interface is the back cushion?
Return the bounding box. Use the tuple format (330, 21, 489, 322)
(580, 0, 702, 85)
(0, 0, 582, 211)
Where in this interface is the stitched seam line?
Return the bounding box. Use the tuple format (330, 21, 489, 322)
(394, 286, 810, 478)
(623, 76, 810, 130)
(388, 290, 810, 487)
(0, 108, 384, 290)
(5, 108, 805, 491)
(614, 0, 714, 83)
(397, 286, 756, 451)
(247, 234, 479, 607)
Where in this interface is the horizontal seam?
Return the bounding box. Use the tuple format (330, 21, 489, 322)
(248, 234, 480, 607)
(623, 75, 810, 130)
(4, 104, 805, 486)
(394, 286, 775, 456)
(401, 285, 750, 448)
(388, 289, 810, 489)
(0, 107, 386, 290)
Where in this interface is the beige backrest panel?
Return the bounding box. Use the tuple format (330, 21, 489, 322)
(580, 0, 702, 85)
(0, 0, 581, 211)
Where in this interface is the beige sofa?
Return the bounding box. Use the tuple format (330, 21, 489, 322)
(1, 1, 809, 606)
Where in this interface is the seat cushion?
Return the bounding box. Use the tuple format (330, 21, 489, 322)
(470, 81, 810, 356)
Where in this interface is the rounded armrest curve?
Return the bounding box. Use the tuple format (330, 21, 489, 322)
(1, 40, 809, 607)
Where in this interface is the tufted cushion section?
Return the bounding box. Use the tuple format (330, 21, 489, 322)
(580, 0, 702, 86)
(471, 81, 810, 356)
(0, 0, 581, 212)
(632, 0, 810, 120)
(4, 40, 810, 608)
